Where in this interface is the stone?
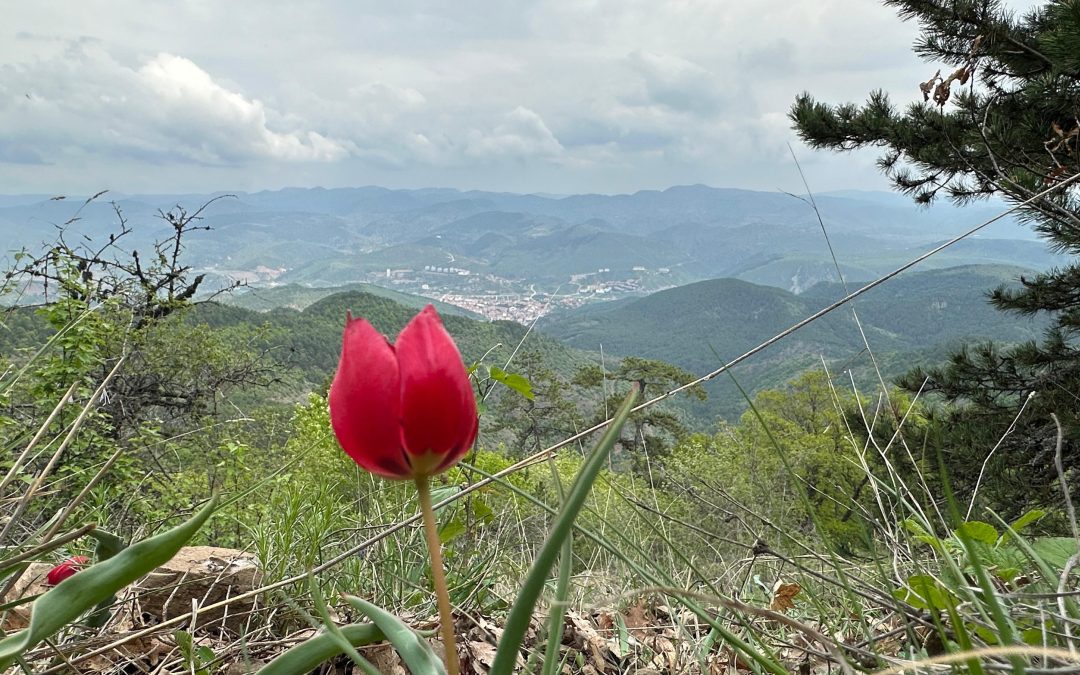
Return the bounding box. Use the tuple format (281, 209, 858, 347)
(1, 562, 54, 631)
(134, 546, 261, 633)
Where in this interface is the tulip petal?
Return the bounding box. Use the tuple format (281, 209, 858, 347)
(329, 316, 410, 479)
(434, 411, 478, 474)
(396, 306, 477, 473)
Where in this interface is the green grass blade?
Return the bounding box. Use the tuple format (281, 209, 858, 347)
(955, 529, 1025, 674)
(344, 595, 447, 675)
(541, 460, 572, 675)
(490, 384, 640, 675)
(310, 578, 381, 675)
(463, 461, 789, 675)
(0, 497, 217, 669)
(257, 623, 386, 675)
(938, 452, 1024, 675)
(85, 528, 129, 628)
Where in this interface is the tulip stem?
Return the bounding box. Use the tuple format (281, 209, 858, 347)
(415, 474, 460, 675)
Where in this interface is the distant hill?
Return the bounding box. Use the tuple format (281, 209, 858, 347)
(539, 264, 1048, 419)
(0, 185, 1064, 293)
(189, 291, 590, 391)
(1, 288, 590, 410)
(221, 282, 481, 317)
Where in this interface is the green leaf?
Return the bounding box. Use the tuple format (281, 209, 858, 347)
(1030, 537, 1080, 569)
(490, 367, 534, 400)
(989, 510, 1080, 620)
(471, 498, 494, 523)
(614, 613, 630, 657)
(956, 521, 999, 546)
(438, 519, 466, 544)
(176, 629, 193, 654)
(901, 518, 931, 538)
(430, 485, 460, 518)
(257, 623, 386, 675)
(954, 521, 1025, 675)
(994, 567, 1022, 583)
(344, 595, 446, 675)
(1021, 627, 1045, 645)
(89, 529, 127, 560)
(309, 576, 379, 675)
(490, 385, 640, 675)
(1008, 510, 1046, 536)
(86, 528, 129, 628)
(541, 459, 572, 675)
(0, 497, 217, 669)
(894, 575, 952, 610)
(901, 518, 944, 549)
(973, 624, 1001, 645)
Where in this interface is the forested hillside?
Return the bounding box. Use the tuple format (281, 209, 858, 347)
(541, 264, 1047, 416)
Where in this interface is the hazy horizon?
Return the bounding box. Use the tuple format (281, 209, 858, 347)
(0, 182, 913, 201)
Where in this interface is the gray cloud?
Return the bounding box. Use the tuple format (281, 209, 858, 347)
(624, 50, 728, 115)
(0, 0, 1042, 194)
(0, 140, 47, 165)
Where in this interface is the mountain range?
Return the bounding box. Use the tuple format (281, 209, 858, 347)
(0, 184, 1058, 422)
(0, 185, 1060, 294)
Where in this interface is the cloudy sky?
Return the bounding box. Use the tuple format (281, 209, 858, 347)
(0, 1, 1036, 196)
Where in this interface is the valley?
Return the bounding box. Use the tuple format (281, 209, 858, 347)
(2, 185, 1057, 422)
(0, 185, 1062, 324)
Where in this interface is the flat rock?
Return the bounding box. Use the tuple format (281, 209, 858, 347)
(1, 562, 54, 631)
(135, 546, 262, 633)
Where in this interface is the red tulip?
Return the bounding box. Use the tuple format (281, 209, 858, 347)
(329, 305, 478, 479)
(45, 556, 90, 586)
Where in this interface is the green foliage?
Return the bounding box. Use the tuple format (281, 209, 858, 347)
(901, 513, 1078, 585)
(344, 595, 446, 675)
(791, 0, 1080, 512)
(176, 630, 217, 675)
(0, 497, 216, 669)
(894, 510, 1079, 661)
(573, 356, 704, 470)
(487, 350, 585, 457)
(256, 623, 386, 675)
(0, 211, 278, 526)
(669, 371, 925, 551)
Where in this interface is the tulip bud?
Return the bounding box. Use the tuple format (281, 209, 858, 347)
(329, 305, 479, 479)
(45, 556, 90, 586)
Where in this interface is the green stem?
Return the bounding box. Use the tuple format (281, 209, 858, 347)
(415, 474, 460, 675)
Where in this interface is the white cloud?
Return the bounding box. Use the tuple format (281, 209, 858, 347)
(137, 54, 348, 162)
(0, 46, 348, 168)
(465, 107, 564, 161)
(0, 0, 1045, 194)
